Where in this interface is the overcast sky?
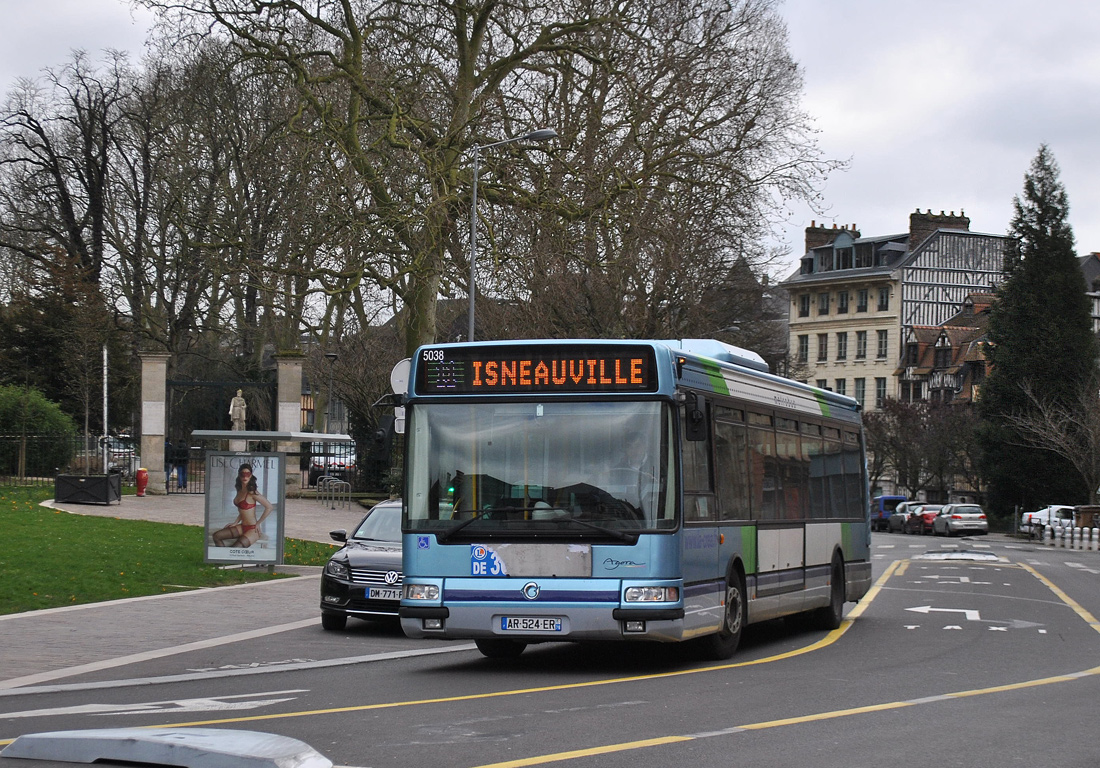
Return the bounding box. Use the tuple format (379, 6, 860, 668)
(2, 0, 1098, 277)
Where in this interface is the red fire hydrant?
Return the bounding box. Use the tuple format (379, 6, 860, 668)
(135, 468, 149, 497)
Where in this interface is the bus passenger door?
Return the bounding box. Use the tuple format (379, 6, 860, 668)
(681, 402, 721, 631)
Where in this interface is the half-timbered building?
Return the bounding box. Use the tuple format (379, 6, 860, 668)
(780, 209, 1009, 410)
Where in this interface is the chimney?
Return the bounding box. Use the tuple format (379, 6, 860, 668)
(805, 220, 838, 252)
(909, 208, 970, 251)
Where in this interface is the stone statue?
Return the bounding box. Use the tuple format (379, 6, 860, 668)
(229, 389, 247, 431)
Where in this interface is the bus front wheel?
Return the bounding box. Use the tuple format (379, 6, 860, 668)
(699, 574, 744, 660)
(475, 638, 527, 659)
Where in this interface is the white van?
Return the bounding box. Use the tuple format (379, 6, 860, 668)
(1020, 505, 1076, 533)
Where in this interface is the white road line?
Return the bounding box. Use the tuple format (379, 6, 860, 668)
(0, 644, 480, 698)
(0, 619, 319, 691)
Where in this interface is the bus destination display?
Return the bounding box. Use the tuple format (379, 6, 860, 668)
(415, 345, 658, 394)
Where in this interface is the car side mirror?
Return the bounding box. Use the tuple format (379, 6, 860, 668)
(329, 529, 348, 543)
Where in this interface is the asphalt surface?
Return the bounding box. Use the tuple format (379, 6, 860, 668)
(0, 491, 379, 691)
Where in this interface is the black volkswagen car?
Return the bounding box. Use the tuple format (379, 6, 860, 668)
(320, 499, 403, 630)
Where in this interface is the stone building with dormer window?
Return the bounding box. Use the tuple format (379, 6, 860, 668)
(780, 210, 1010, 411)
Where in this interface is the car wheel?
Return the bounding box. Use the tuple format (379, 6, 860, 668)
(321, 611, 347, 631)
(475, 639, 527, 659)
(698, 573, 745, 660)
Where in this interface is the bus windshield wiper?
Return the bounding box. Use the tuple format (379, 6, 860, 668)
(436, 505, 536, 543)
(546, 516, 638, 543)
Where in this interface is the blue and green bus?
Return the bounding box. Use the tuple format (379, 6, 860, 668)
(399, 339, 871, 658)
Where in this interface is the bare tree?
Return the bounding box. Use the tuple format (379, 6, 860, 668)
(0, 53, 131, 285)
(136, 0, 612, 354)
(134, 0, 835, 353)
(480, 0, 834, 341)
(1004, 379, 1100, 503)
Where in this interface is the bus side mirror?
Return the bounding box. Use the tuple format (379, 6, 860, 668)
(685, 392, 707, 442)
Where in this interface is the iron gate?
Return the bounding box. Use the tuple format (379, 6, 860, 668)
(166, 379, 277, 494)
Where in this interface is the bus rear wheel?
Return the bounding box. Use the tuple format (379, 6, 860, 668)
(812, 558, 845, 630)
(475, 638, 527, 659)
(699, 574, 744, 660)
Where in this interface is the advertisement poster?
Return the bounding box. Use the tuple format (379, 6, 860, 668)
(204, 452, 285, 565)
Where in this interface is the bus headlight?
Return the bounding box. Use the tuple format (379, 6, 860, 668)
(404, 584, 440, 600)
(625, 586, 679, 602)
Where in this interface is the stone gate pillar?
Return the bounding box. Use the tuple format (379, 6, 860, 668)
(139, 353, 171, 495)
(274, 352, 305, 497)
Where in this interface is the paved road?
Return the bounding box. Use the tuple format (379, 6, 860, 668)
(8, 531, 1100, 768)
(0, 492, 379, 690)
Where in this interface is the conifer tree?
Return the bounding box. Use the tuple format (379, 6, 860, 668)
(979, 145, 1098, 516)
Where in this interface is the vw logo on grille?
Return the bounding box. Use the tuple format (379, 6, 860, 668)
(385, 571, 399, 585)
(522, 582, 540, 600)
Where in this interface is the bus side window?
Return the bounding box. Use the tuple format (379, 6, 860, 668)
(748, 412, 779, 521)
(714, 418, 750, 521)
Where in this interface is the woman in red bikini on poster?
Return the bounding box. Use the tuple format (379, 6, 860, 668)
(212, 463, 274, 547)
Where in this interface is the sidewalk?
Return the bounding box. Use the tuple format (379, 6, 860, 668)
(44, 490, 374, 545)
(0, 492, 380, 690)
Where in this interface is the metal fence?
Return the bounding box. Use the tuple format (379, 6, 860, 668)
(1, 434, 389, 494)
(0, 434, 139, 488)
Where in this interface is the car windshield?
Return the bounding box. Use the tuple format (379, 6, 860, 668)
(953, 505, 982, 515)
(404, 400, 674, 537)
(352, 504, 402, 542)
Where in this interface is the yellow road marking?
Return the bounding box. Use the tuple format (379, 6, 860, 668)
(5, 554, 1096, 767)
(22, 563, 902, 733)
(1018, 562, 1100, 634)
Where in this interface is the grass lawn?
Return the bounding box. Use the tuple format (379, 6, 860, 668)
(0, 485, 338, 616)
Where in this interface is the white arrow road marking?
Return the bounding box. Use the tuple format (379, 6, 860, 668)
(917, 576, 993, 585)
(906, 606, 981, 621)
(0, 690, 306, 719)
(944, 625, 963, 630)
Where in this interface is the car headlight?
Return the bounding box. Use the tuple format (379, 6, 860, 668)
(625, 586, 679, 602)
(404, 584, 440, 600)
(325, 559, 350, 579)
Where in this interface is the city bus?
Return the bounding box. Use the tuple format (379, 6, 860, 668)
(399, 339, 872, 658)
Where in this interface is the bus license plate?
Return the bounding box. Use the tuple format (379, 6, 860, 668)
(501, 616, 562, 632)
(368, 587, 402, 601)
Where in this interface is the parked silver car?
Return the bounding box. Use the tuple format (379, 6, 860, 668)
(933, 503, 988, 536)
(888, 501, 920, 533)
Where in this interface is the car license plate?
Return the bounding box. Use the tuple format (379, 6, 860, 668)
(368, 587, 401, 601)
(501, 616, 562, 632)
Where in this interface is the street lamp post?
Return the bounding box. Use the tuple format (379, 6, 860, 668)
(324, 352, 337, 433)
(467, 127, 557, 342)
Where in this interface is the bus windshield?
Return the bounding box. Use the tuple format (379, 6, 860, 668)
(405, 400, 675, 537)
